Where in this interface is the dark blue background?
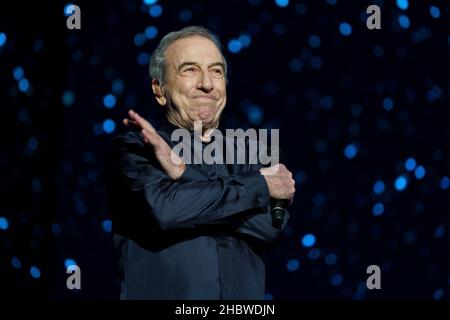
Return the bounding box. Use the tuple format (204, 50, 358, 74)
(0, 0, 449, 299)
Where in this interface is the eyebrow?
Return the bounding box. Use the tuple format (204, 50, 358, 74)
(177, 61, 225, 71)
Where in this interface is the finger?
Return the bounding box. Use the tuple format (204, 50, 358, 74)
(128, 110, 156, 133)
(123, 118, 139, 127)
(141, 129, 164, 149)
(141, 129, 156, 144)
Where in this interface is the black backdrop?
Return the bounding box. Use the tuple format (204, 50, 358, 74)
(0, 0, 449, 299)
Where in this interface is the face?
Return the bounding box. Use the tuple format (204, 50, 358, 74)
(152, 36, 227, 131)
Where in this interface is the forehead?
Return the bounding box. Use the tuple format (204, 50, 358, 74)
(165, 36, 224, 66)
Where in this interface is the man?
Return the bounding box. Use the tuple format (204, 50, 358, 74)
(107, 26, 295, 299)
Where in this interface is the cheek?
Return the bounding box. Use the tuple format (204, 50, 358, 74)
(215, 82, 226, 98)
(176, 84, 197, 102)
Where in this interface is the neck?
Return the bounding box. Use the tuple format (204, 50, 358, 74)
(166, 113, 220, 141)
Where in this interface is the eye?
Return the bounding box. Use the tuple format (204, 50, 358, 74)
(182, 66, 197, 73)
(210, 68, 224, 78)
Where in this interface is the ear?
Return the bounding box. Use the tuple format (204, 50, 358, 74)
(151, 79, 167, 106)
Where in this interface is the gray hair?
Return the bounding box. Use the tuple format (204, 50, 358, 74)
(149, 26, 228, 84)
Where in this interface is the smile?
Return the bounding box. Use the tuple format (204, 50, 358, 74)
(193, 95, 218, 101)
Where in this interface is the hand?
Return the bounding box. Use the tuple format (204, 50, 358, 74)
(123, 109, 186, 180)
(259, 164, 295, 204)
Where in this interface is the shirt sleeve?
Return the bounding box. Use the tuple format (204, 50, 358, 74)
(108, 132, 271, 231)
(231, 208, 290, 244)
(164, 138, 290, 244)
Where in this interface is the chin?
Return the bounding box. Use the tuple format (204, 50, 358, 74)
(196, 112, 215, 123)
(197, 119, 215, 130)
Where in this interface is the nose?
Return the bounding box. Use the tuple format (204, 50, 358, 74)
(197, 70, 213, 92)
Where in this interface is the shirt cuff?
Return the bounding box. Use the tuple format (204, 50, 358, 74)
(241, 172, 271, 208)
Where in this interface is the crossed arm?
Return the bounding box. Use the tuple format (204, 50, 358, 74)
(110, 110, 290, 244)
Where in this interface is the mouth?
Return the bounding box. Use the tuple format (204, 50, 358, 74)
(193, 95, 218, 101)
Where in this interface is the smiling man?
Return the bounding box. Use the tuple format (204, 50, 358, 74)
(107, 26, 295, 300)
(151, 35, 227, 132)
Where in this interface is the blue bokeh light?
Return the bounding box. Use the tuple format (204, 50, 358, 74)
(433, 289, 443, 300)
(339, 22, 352, 36)
(228, 39, 242, 53)
(394, 176, 408, 191)
(330, 274, 343, 286)
(103, 219, 112, 232)
(149, 5, 163, 17)
(430, 6, 440, 19)
(102, 119, 116, 134)
(382, 97, 394, 111)
(11, 257, 22, 269)
(27, 137, 38, 151)
(373, 180, 385, 194)
(51, 223, 62, 236)
(309, 35, 321, 48)
(246, 105, 263, 125)
(440, 177, 449, 190)
(13, 66, 24, 81)
(0, 217, 9, 230)
(344, 144, 358, 159)
(145, 26, 158, 39)
(414, 166, 426, 179)
(372, 203, 384, 216)
(133, 33, 146, 46)
(0, 32, 6, 47)
(239, 34, 252, 48)
(137, 52, 150, 65)
(301, 233, 316, 247)
(286, 259, 300, 271)
(396, 0, 409, 10)
(405, 158, 416, 171)
(64, 258, 77, 269)
(112, 79, 124, 95)
(398, 15, 410, 29)
(427, 86, 442, 102)
(434, 226, 444, 238)
(64, 3, 75, 17)
(62, 90, 75, 107)
(30, 266, 41, 279)
(103, 94, 117, 108)
(18, 78, 30, 92)
(275, 0, 289, 8)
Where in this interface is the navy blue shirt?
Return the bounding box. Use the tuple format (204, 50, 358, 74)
(107, 121, 289, 299)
